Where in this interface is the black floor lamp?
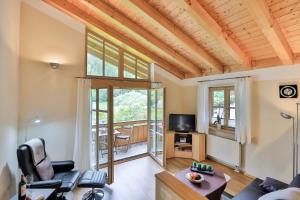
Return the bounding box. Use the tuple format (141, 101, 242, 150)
(280, 103, 299, 178)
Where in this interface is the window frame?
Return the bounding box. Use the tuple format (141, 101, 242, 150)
(86, 30, 150, 81)
(209, 86, 235, 131)
(86, 31, 120, 78)
(103, 41, 120, 78)
(123, 50, 150, 81)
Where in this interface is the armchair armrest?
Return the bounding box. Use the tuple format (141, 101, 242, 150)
(28, 180, 62, 189)
(51, 160, 74, 173)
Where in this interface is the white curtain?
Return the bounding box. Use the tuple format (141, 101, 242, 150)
(235, 77, 252, 144)
(73, 79, 92, 172)
(197, 82, 209, 133)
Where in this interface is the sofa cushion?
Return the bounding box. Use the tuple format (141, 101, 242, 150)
(233, 178, 267, 200)
(258, 187, 300, 200)
(259, 177, 288, 192)
(53, 170, 80, 192)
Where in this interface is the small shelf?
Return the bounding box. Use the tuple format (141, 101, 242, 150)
(174, 149, 192, 152)
(174, 143, 192, 147)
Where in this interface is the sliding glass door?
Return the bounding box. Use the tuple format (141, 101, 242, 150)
(148, 88, 165, 166)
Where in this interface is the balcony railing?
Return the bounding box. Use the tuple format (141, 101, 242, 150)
(92, 120, 148, 145)
(114, 120, 148, 144)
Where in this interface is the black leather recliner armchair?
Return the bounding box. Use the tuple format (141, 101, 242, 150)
(17, 138, 80, 194)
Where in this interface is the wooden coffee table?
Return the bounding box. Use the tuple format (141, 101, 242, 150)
(175, 168, 229, 200)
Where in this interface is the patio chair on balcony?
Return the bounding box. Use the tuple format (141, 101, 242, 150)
(99, 127, 108, 158)
(115, 126, 133, 153)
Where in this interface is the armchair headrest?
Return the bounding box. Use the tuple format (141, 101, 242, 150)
(22, 138, 46, 166)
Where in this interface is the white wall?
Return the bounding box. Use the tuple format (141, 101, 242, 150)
(0, 0, 20, 199)
(154, 72, 184, 123)
(19, 3, 85, 160)
(245, 79, 300, 182)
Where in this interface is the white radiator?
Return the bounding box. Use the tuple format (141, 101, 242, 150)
(207, 134, 241, 168)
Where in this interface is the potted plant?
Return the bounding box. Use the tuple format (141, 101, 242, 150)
(214, 115, 222, 129)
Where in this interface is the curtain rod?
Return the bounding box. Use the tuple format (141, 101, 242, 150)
(197, 75, 251, 83)
(75, 77, 162, 84)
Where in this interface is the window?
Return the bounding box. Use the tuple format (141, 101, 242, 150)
(86, 30, 150, 80)
(123, 52, 149, 80)
(124, 53, 136, 79)
(87, 33, 103, 76)
(87, 32, 119, 77)
(209, 86, 235, 130)
(91, 89, 108, 128)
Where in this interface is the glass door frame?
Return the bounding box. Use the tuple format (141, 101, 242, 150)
(93, 86, 114, 184)
(148, 88, 166, 167)
(93, 85, 151, 184)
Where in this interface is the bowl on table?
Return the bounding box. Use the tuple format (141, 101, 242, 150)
(185, 172, 204, 184)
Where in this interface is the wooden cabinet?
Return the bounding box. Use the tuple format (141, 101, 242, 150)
(166, 132, 174, 158)
(192, 134, 206, 162)
(166, 132, 205, 162)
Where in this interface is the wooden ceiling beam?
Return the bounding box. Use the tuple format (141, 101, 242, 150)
(226, 55, 300, 72)
(43, 0, 185, 79)
(84, 0, 203, 75)
(129, 0, 223, 73)
(176, 0, 251, 68)
(244, 0, 294, 65)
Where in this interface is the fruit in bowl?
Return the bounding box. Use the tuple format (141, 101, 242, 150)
(185, 172, 204, 183)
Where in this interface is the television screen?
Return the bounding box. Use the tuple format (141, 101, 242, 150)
(169, 114, 196, 132)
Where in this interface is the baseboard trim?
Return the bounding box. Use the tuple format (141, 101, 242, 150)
(206, 155, 256, 179)
(206, 155, 236, 169)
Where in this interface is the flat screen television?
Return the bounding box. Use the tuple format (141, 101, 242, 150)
(169, 114, 196, 133)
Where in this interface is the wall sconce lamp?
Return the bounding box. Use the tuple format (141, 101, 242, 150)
(49, 62, 60, 69)
(25, 117, 42, 142)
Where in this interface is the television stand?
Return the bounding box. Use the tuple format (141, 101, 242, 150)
(166, 131, 205, 162)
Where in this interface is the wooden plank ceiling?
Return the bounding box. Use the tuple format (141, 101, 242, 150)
(43, 0, 300, 79)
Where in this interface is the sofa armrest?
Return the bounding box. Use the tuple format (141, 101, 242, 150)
(51, 160, 74, 173)
(269, 178, 289, 190)
(28, 180, 62, 189)
(290, 174, 300, 188)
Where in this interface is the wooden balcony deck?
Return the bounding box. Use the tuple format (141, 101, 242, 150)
(91, 120, 148, 165)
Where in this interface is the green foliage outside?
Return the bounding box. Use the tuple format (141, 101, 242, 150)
(87, 53, 119, 77)
(92, 89, 148, 124)
(213, 90, 225, 119)
(113, 89, 147, 123)
(213, 90, 225, 107)
(87, 54, 103, 76)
